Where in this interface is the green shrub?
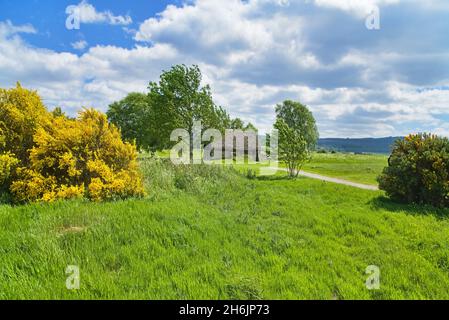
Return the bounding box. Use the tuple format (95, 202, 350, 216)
(378, 133, 449, 207)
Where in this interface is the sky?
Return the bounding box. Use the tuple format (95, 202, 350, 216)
(1, 0, 449, 137)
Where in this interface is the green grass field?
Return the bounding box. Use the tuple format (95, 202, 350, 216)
(1, 157, 449, 299)
(155, 151, 388, 185)
(230, 152, 387, 185)
(302, 153, 388, 185)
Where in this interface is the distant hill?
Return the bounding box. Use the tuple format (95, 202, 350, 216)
(317, 137, 403, 154)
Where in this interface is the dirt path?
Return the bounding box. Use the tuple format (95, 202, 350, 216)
(269, 167, 379, 191)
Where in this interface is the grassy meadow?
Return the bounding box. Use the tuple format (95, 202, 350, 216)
(302, 153, 388, 185)
(1, 154, 449, 299)
(221, 152, 387, 185)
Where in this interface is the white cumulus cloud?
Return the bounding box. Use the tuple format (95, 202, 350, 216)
(1, 0, 449, 138)
(0, 20, 36, 37)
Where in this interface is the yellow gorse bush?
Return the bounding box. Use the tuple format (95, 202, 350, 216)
(0, 83, 50, 164)
(0, 153, 19, 191)
(1, 83, 145, 203)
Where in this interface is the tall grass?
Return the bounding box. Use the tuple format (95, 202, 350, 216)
(1, 155, 449, 299)
(140, 156, 245, 200)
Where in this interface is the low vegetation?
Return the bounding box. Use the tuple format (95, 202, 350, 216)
(1, 157, 449, 299)
(302, 153, 388, 185)
(378, 133, 449, 207)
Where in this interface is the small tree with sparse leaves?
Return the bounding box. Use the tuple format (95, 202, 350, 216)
(274, 101, 318, 178)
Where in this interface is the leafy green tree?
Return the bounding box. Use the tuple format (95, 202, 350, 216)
(229, 118, 257, 131)
(148, 64, 228, 161)
(274, 100, 318, 177)
(230, 118, 245, 130)
(275, 119, 309, 177)
(245, 122, 257, 132)
(107, 93, 153, 151)
(275, 100, 319, 151)
(212, 105, 231, 134)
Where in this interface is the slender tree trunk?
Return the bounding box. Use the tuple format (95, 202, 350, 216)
(189, 130, 194, 164)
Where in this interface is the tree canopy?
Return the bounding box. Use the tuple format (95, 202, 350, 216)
(106, 64, 258, 158)
(275, 100, 319, 151)
(148, 64, 229, 154)
(107, 92, 153, 151)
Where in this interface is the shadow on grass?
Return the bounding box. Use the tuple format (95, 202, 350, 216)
(370, 196, 449, 219)
(0, 192, 13, 206)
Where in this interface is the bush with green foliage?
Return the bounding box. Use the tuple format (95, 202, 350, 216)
(378, 133, 449, 207)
